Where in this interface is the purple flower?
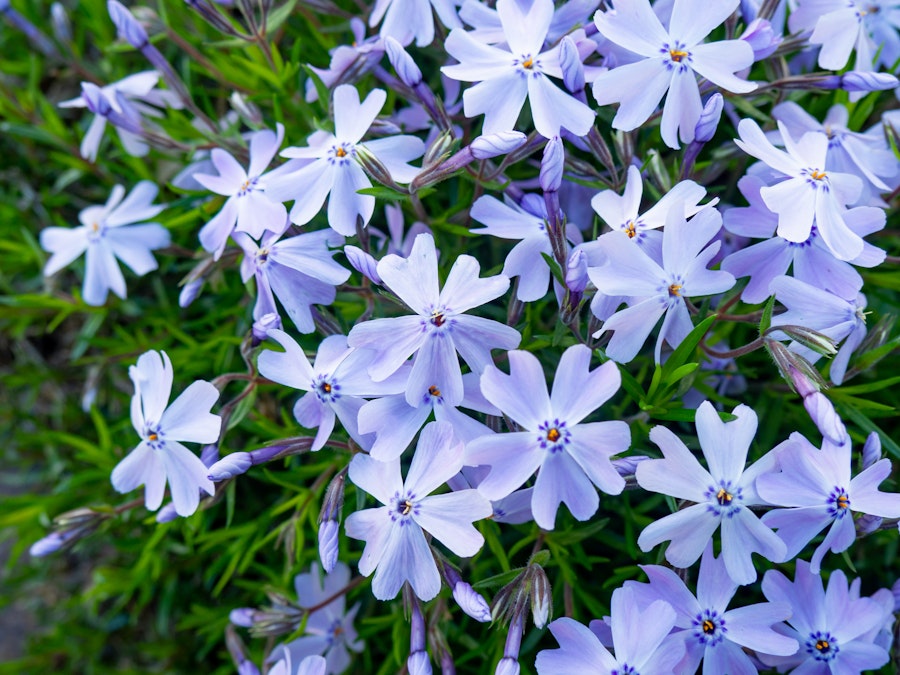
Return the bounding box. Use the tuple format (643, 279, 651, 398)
(40, 181, 170, 306)
(441, 0, 595, 139)
(344, 421, 492, 600)
(266, 85, 424, 236)
(258, 331, 407, 452)
(370, 0, 460, 46)
(465, 345, 630, 530)
(625, 544, 799, 674)
(194, 124, 288, 259)
(759, 560, 891, 673)
(111, 350, 221, 517)
(347, 232, 519, 407)
(757, 428, 900, 574)
(591, 0, 756, 148)
(536, 586, 685, 675)
(635, 401, 786, 585)
(589, 208, 734, 363)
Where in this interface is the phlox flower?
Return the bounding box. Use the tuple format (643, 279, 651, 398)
(266, 85, 425, 236)
(589, 207, 734, 364)
(40, 181, 170, 306)
(465, 345, 630, 530)
(111, 350, 221, 517)
(304, 19, 384, 102)
(759, 560, 891, 673)
(635, 401, 786, 585)
(344, 421, 492, 601)
(370, 0, 460, 47)
(269, 654, 327, 675)
(734, 118, 869, 261)
(257, 330, 407, 452)
(625, 544, 799, 674)
(441, 0, 595, 139)
(234, 228, 350, 335)
(591, 0, 756, 149)
(535, 586, 685, 675)
(272, 563, 364, 675)
(347, 232, 520, 407)
(458, 0, 601, 46)
(194, 124, 288, 259)
(757, 426, 900, 574)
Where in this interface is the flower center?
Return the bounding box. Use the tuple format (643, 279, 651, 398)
(522, 57, 534, 69)
(312, 375, 340, 403)
(335, 147, 347, 158)
(624, 221, 637, 238)
(827, 487, 851, 518)
(716, 488, 733, 506)
(810, 170, 827, 180)
(538, 420, 570, 452)
(668, 283, 682, 297)
(431, 310, 445, 327)
(546, 428, 560, 443)
(805, 631, 839, 662)
(702, 620, 715, 634)
(706, 480, 742, 517)
(257, 248, 269, 264)
(400, 499, 413, 515)
(391, 491, 419, 523)
(669, 49, 688, 62)
(693, 609, 727, 646)
(148, 433, 158, 441)
(428, 385, 441, 397)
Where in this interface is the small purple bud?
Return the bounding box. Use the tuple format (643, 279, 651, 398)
(29, 532, 66, 557)
(803, 393, 848, 446)
(408, 651, 432, 675)
(237, 663, 261, 675)
(178, 279, 203, 307)
(841, 70, 900, 92)
(471, 131, 527, 160)
(230, 608, 257, 628)
(317, 519, 340, 573)
(51, 2, 71, 42)
(108, 0, 149, 49)
(252, 312, 281, 344)
(540, 136, 564, 193)
(565, 249, 588, 294)
(155, 502, 180, 523)
(856, 513, 883, 535)
(530, 565, 551, 628)
(452, 582, 492, 622)
(787, 364, 819, 398)
(740, 18, 780, 60)
(248, 442, 301, 464)
(693, 94, 724, 143)
(558, 36, 585, 95)
(814, 75, 845, 90)
(612, 455, 650, 477)
(344, 245, 383, 284)
(892, 578, 900, 612)
(200, 443, 220, 467)
(208, 452, 252, 480)
(385, 37, 423, 88)
(862, 432, 882, 469)
(496, 613, 523, 675)
(495, 658, 520, 675)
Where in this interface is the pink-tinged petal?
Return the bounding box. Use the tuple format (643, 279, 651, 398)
(497, 0, 551, 56)
(814, 190, 864, 261)
(550, 346, 620, 425)
(725, 602, 797, 654)
(689, 41, 756, 93)
(414, 490, 491, 556)
(451, 315, 521, 373)
(638, 503, 719, 568)
(532, 448, 599, 530)
(348, 316, 426, 381)
(849, 459, 900, 517)
(41, 227, 88, 276)
(536, 618, 617, 673)
(408, 334, 463, 407)
(761, 178, 816, 243)
(160, 380, 221, 443)
(479, 350, 551, 428)
(257, 328, 315, 390)
(734, 119, 802, 177)
(372, 522, 440, 600)
(695, 401, 756, 485)
(162, 440, 216, 517)
(466, 432, 544, 500)
(105, 180, 164, 226)
(721, 507, 785, 584)
(463, 72, 529, 135)
(105, 224, 169, 275)
(660, 68, 701, 149)
(592, 1, 668, 57)
(345, 506, 392, 575)
(669, 0, 738, 47)
(637, 425, 711, 501)
(442, 29, 516, 81)
(360, 395, 431, 461)
(334, 86, 386, 145)
(248, 124, 285, 177)
(527, 74, 594, 138)
(236, 190, 288, 239)
(348, 453, 403, 506)
(131, 350, 173, 425)
(83, 241, 125, 305)
(597, 298, 667, 364)
(198, 197, 239, 259)
(405, 421, 465, 495)
(440, 254, 510, 313)
(592, 58, 671, 132)
(377, 232, 440, 314)
(111, 441, 157, 493)
(327, 162, 373, 236)
(566, 425, 628, 495)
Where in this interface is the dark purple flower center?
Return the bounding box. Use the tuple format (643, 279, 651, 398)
(329, 142, 355, 165)
(611, 665, 639, 675)
(805, 631, 839, 662)
(312, 374, 340, 403)
(692, 608, 727, 646)
(391, 491, 419, 523)
(705, 480, 743, 517)
(827, 487, 851, 518)
(662, 41, 692, 71)
(537, 419, 571, 452)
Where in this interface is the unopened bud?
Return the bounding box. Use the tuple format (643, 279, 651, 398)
(356, 145, 402, 188)
(740, 18, 780, 60)
(208, 452, 252, 481)
(803, 392, 847, 446)
(892, 578, 900, 612)
(385, 37, 423, 88)
(344, 245, 383, 284)
(565, 249, 588, 294)
(540, 136, 564, 193)
(694, 94, 724, 143)
(769, 324, 838, 357)
(51, 3, 71, 42)
(317, 520, 340, 573)
(178, 279, 203, 307)
(230, 92, 263, 126)
(155, 502, 180, 523)
(453, 581, 492, 622)
(495, 658, 520, 675)
(612, 455, 650, 477)
(471, 131, 527, 160)
(857, 513, 883, 535)
(252, 312, 281, 344)
(29, 532, 69, 557)
(558, 36, 585, 95)
(841, 71, 900, 93)
(787, 364, 819, 398)
(230, 608, 257, 627)
(529, 564, 551, 628)
(423, 129, 456, 167)
(108, 0, 149, 49)
(862, 432, 882, 469)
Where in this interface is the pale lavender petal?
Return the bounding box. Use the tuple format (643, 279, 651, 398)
(637, 425, 711, 502)
(527, 74, 594, 138)
(724, 602, 797, 654)
(160, 380, 221, 443)
(359, 397, 426, 459)
(596, 298, 667, 364)
(721, 507, 785, 584)
(734, 119, 802, 177)
(334, 86, 386, 145)
(347, 315, 427, 381)
(849, 459, 900, 517)
(415, 490, 491, 556)
(814, 189, 864, 261)
(345, 506, 392, 576)
(762, 506, 833, 561)
(441, 29, 515, 81)
(535, 618, 617, 673)
(721, 237, 792, 304)
(198, 197, 239, 259)
(209, 148, 247, 189)
(163, 440, 216, 516)
(761, 178, 816, 243)
(638, 503, 719, 568)
(104, 224, 169, 275)
(809, 514, 855, 574)
(372, 522, 440, 600)
(83, 240, 126, 305)
(236, 191, 287, 239)
(451, 315, 521, 373)
(285, 161, 336, 226)
(660, 68, 702, 149)
(463, 72, 528, 135)
(592, 1, 668, 56)
(669, 0, 738, 47)
(592, 58, 671, 132)
(248, 124, 284, 178)
(497, 0, 551, 55)
(106, 180, 164, 226)
(41, 227, 88, 276)
(405, 421, 465, 496)
(466, 432, 544, 500)
(439, 254, 509, 314)
(550, 345, 620, 425)
(257, 328, 315, 390)
(478, 350, 551, 429)
(362, 135, 425, 183)
(695, 401, 755, 485)
(566, 423, 629, 495)
(377, 232, 440, 315)
(348, 453, 403, 506)
(532, 448, 599, 529)
(111, 441, 157, 493)
(408, 334, 464, 407)
(690, 41, 756, 93)
(328, 162, 374, 236)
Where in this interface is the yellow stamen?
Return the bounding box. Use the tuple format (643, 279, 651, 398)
(428, 385, 441, 397)
(716, 488, 733, 505)
(522, 58, 534, 69)
(669, 49, 688, 62)
(401, 500, 413, 515)
(431, 310, 445, 327)
(547, 428, 560, 443)
(810, 170, 827, 180)
(668, 283, 683, 297)
(335, 147, 347, 158)
(837, 494, 849, 509)
(624, 221, 637, 238)
(322, 383, 332, 393)
(702, 620, 715, 634)
(815, 640, 830, 652)
(148, 433, 158, 441)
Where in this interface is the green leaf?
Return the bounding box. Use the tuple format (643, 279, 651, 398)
(758, 295, 776, 336)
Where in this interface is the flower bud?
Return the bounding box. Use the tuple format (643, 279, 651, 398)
(565, 249, 588, 294)
(423, 129, 456, 168)
(612, 455, 650, 477)
(208, 452, 252, 481)
(385, 37, 423, 88)
(558, 36, 585, 95)
(892, 578, 900, 612)
(862, 432, 882, 469)
(841, 71, 900, 93)
(230, 92, 263, 126)
(230, 608, 257, 628)
(693, 94, 723, 143)
(495, 613, 524, 675)
(529, 564, 551, 628)
(108, 0, 149, 49)
(317, 520, 340, 574)
(29, 532, 68, 557)
(740, 18, 780, 60)
(178, 279, 203, 307)
(803, 392, 847, 446)
(408, 652, 432, 675)
(770, 324, 838, 357)
(155, 502, 180, 523)
(252, 312, 281, 344)
(200, 443, 220, 467)
(856, 513, 883, 535)
(471, 131, 527, 160)
(356, 145, 401, 188)
(540, 136, 564, 193)
(453, 581, 492, 622)
(51, 3, 71, 42)
(787, 364, 819, 398)
(344, 245, 383, 284)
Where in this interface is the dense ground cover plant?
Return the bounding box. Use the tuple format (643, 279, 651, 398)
(2, 0, 900, 673)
